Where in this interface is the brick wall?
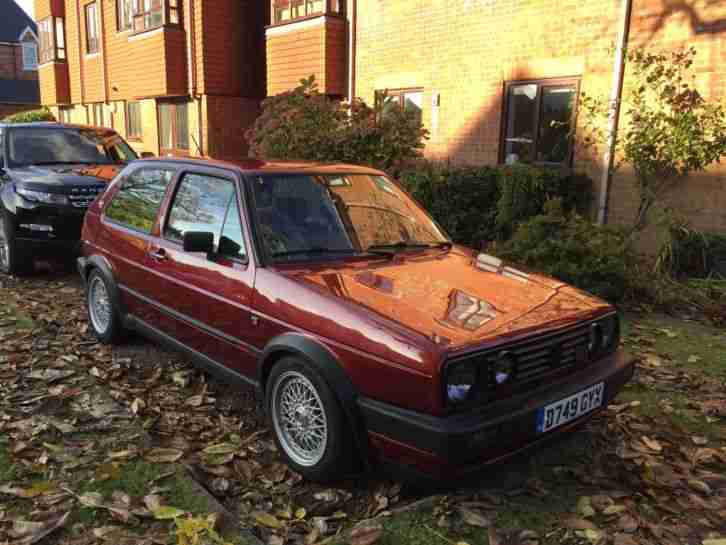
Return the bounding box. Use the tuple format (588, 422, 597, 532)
(353, 0, 726, 239)
(0, 43, 39, 80)
(266, 15, 347, 96)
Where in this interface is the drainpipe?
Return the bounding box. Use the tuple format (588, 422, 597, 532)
(99, 0, 110, 105)
(186, 0, 203, 156)
(76, 0, 86, 109)
(347, 0, 356, 103)
(597, 0, 632, 225)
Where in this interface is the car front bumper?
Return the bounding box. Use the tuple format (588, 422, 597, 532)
(10, 203, 86, 256)
(358, 348, 635, 479)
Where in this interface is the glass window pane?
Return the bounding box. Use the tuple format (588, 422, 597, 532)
(175, 103, 189, 150)
(220, 196, 247, 259)
(159, 103, 173, 150)
(536, 86, 575, 164)
(105, 168, 175, 232)
(165, 174, 236, 248)
(504, 83, 538, 164)
(403, 91, 423, 125)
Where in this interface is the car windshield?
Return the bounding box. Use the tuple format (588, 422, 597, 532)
(250, 173, 449, 261)
(6, 127, 137, 167)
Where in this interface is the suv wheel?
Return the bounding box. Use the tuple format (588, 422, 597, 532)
(267, 358, 354, 482)
(86, 269, 125, 344)
(0, 209, 34, 276)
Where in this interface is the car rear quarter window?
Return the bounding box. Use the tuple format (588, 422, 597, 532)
(104, 168, 175, 233)
(164, 173, 244, 258)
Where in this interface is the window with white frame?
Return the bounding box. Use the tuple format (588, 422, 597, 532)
(21, 40, 38, 70)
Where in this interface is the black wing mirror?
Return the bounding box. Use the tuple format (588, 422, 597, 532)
(183, 231, 215, 254)
(140, 151, 155, 158)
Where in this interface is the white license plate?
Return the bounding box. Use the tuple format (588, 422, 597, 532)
(536, 382, 604, 434)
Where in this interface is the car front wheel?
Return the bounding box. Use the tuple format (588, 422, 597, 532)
(267, 357, 354, 482)
(0, 209, 33, 276)
(86, 269, 125, 344)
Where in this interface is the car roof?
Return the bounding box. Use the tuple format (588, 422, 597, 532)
(134, 157, 388, 176)
(0, 122, 117, 133)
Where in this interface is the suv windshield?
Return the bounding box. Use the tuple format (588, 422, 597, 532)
(6, 127, 137, 167)
(250, 174, 449, 261)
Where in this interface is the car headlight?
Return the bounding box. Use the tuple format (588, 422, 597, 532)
(600, 315, 619, 351)
(16, 187, 69, 205)
(445, 361, 477, 403)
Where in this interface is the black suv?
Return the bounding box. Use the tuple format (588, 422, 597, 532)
(0, 123, 138, 275)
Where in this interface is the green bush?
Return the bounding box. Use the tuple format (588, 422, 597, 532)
(495, 200, 632, 302)
(655, 220, 726, 279)
(2, 108, 55, 123)
(398, 162, 591, 248)
(245, 76, 428, 171)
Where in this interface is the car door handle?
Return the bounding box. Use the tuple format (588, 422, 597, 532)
(148, 248, 168, 262)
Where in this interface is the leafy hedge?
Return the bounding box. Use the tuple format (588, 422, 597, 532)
(398, 162, 592, 247)
(2, 108, 55, 123)
(494, 201, 632, 302)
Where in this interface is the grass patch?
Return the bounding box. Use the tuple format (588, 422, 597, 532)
(625, 314, 726, 379)
(616, 384, 724, 440)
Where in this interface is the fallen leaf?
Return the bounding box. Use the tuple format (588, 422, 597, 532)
(562, 515, 598, 530)
(144, 448, 183, 463)
(349, 524, 383, 545)
(641, 436, 663, 453)
(458, 507, 490, 528)
(577, 496, 595, 518)
(692, 436, 709, 446)
(202, 443, 238, 455)
(688, 479, 712, 495)
(8, 511, 70, 545)
(152, 506, 185, 520)
(603, 505, 627, 516)
(487, 528, 502, 545)
(253, 511, 283, 529)
(295, 507, 306, 520)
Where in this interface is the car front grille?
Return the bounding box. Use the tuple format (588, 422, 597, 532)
(445, 316, 618, 407)
(68, 186, 105, 208)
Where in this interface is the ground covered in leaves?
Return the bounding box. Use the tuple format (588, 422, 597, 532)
(0, 269, 725, 545)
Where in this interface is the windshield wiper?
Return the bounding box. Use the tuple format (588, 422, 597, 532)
(367, 241, 453, 253)
(271, 248, 360, 258)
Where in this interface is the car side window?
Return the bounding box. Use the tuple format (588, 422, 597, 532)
(219, 195, 247, 260)
(164, 173, 239, 253)
(104, 168, 175, 233)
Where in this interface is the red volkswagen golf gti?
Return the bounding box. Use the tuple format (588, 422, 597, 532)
(78, 158, 634, 481)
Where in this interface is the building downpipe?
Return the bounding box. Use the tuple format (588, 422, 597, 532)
(347, 0, 356, 103)
(597, 0, 633, 225)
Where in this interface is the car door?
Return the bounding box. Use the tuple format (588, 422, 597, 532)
(144, 167, 258, 379)
(97, 164, 177, 325)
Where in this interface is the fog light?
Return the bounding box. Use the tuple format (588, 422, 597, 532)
(20, 224, 53, 232)
(492, 351, 516, 385)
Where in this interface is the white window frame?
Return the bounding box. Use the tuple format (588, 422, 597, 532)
(18, 27, 38, 70)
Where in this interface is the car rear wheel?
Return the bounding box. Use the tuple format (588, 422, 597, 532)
(0, 209, 34, 276)
(86, 269, 125, 344)
(267, 357, 354, 482)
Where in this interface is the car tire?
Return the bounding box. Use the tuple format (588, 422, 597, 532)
(86, 269, 125, 344)
(267, 357, 355, 482)
(0, 209, 34, 277)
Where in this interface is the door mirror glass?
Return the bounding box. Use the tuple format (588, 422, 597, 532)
(183, 231, 214, 254)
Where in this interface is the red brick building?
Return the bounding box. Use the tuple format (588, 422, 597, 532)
(34, 0, 725, 236)
(33, 0, 265, 159)
(265, 0, 726, 237)
(0, 0, 40, 118)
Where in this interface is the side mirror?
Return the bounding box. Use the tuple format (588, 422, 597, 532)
(183, 231, 214, 254)
(140, 151, 155, 158)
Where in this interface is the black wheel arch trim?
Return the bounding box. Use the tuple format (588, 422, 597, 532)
(77, 254, 125, 318)
(259, 332, 370, 464)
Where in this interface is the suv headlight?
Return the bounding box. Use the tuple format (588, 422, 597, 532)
(445, 361, 477, 403)
(16, 187, 69, 205)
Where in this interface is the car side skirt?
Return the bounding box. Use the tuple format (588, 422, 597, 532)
(124, 313, 261, 391)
